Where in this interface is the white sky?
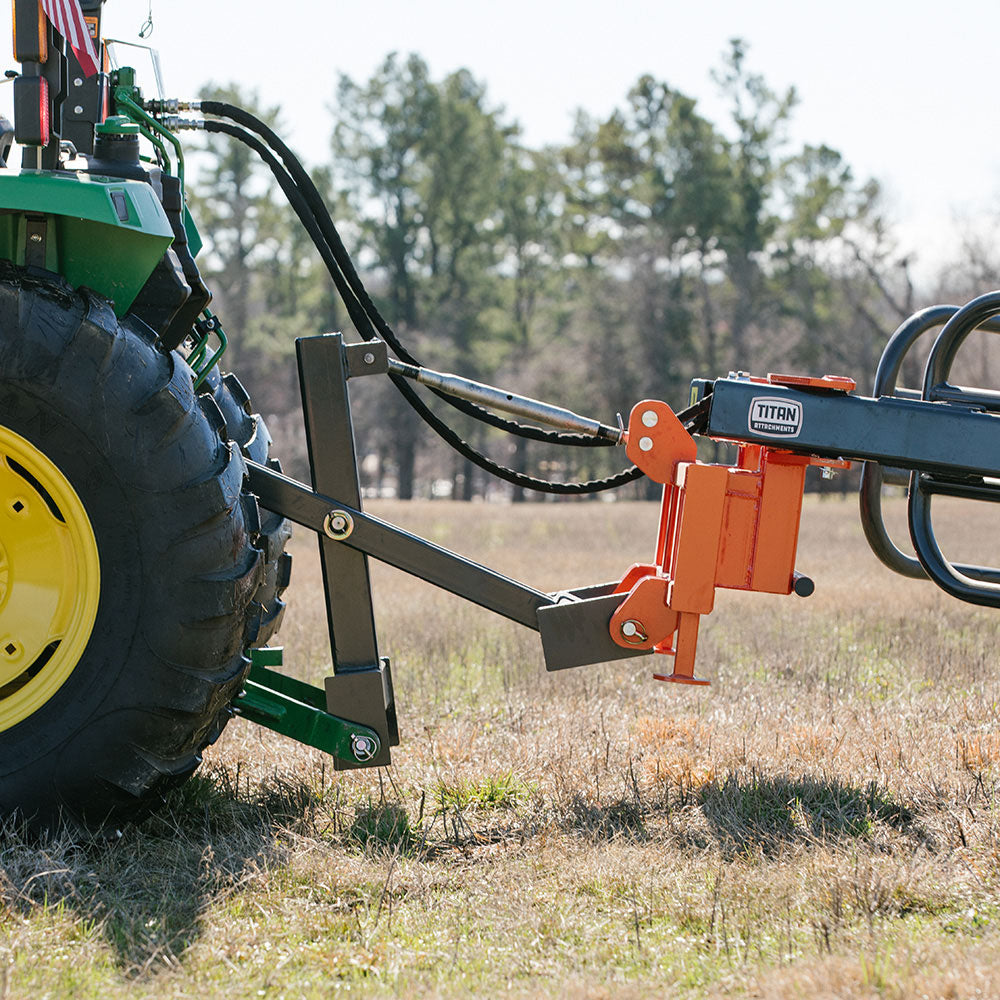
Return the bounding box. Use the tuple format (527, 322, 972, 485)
(4, 0, 1000, 285)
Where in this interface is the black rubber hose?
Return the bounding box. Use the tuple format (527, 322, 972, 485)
(200, 100, 614, 448)
(202, 121, 633, 488)
(390, 373, 645, 493)
(394, 391, 709, 494)
(201, 110, 653, 493)
(203, 121, 381, 346)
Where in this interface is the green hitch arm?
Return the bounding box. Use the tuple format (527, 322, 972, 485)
(234, 649, 382, 766)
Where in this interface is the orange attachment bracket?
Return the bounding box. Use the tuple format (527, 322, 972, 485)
(609, 576, 678, 652)
(625, 400, 697, 484)
(653, 613, 709, 686)
(767, 372, 856, 393)
(610, 378, 853, 688)
(609, 579, 709, 686)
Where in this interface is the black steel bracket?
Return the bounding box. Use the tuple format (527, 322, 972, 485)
(246, 333, 647, 768)
(294, 334, 397, 769)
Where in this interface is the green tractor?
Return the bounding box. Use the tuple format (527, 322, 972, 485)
(8, 0, 1000, 835)
(1, 0, 295, 829)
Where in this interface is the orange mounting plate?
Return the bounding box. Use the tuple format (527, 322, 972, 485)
(767, 373, 857, 392)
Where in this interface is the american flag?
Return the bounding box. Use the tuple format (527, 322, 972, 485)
(40, 0, 99, 77)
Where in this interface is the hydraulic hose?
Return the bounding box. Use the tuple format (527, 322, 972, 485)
(203, 121, 383, 344)
(198, 102, 650, 492)
(199, 101, 614, 447)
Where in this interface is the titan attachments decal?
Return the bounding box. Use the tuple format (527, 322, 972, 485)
(748, 396, 802, 438)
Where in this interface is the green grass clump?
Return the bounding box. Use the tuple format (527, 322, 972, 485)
(347, 803, 413, 852)
(433, 771, 532, 812)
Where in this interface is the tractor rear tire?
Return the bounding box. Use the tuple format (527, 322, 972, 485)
(0, 266, 261, 832)
(199, 367, 292, 647)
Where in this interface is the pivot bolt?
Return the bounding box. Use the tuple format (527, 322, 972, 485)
(364, 352, 376, 365)
(350, 732, 379, 762)
(323, 509, 354, 540)
(620, 619, 647, 644)
(641, 409, 659, 427)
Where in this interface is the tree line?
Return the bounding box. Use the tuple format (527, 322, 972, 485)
(191, 40, 926, 499)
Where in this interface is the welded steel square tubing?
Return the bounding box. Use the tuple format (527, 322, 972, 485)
(705, 378, 1000, 477)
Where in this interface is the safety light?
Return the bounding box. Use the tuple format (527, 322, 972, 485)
(12, 0, 48, 64)
(13, 75, 50, 146)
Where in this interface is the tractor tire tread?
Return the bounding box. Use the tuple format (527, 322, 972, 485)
(0, 263, 261, 832)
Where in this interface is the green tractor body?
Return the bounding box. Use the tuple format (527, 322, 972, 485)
(0, 169, 173, 314)
(0, 0, 315, 831)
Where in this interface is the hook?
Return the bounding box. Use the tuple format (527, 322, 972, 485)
(139, 2, 154, 39)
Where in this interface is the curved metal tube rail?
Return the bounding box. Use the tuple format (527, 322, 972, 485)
(859, 293, 1000, 604)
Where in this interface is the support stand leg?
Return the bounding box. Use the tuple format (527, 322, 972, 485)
(297, 334, 398, 768)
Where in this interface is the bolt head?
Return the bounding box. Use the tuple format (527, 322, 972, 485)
(364, 352, 376, 365)
(638, 436, 654, 452)
(324, 509, 355, 540)
(351, 733, 379, 761)
(620, 619, 648, 644)
(641, 409, 659, 427)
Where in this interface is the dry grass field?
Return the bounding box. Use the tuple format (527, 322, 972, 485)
(3, 493, 1000, 998)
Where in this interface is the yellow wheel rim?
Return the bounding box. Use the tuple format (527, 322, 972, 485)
(0, 426, 100, 730)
